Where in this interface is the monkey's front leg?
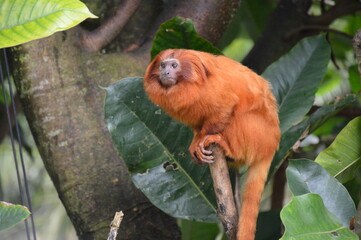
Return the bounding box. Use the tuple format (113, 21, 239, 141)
(189, 108, 235, 165)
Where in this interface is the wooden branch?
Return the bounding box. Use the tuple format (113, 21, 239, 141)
(107, 211, 124, 240)
(353, 29, 361, 76)
(208, 145, 238, 240)
(80, 0, 141, 52)
(309, 0, 361, 26)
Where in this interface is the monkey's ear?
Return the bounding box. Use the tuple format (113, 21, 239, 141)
(195, 60, 210, 83)
(145, 55, 161, 80)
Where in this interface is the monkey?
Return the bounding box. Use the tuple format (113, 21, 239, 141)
(144, 49, 280, 240)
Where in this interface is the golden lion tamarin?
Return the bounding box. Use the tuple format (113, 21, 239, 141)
(144, 49, 280, 240)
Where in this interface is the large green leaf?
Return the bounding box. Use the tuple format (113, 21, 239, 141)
(0, 0, 96, 48)
(269, 95, 358, 178)
(286, 159, 356, 227)
(280, 194, 357, 240)
(0, 201, 30, 231)
(262, 35, 330, 133)
(105, 77, 217, 222)
(316, 117, 361, 183)
(150, 17, 222, 59)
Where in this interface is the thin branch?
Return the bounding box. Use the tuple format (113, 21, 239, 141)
(107, 211, 124, 240)
(353, 29, 361, 76)
(286, 25, 353, 40)
(309, 0, 361, 26)
(80, 0, 141, 52)
(208, 145, 238, 240)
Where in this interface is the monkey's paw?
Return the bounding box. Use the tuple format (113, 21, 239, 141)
(190, 134, 224, 165)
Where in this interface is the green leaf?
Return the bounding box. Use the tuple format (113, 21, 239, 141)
(280, 194, 358, 240)
(0, 201, 30, 231)
(316, 117, 361, 183)
(150, 17, 222, 60)
(286, 159, 356, 227)
(104, 77, 217, 222)
(269, 95, 358, 179)
(262, 35, 330, 133)
(0, 0, 97, 48)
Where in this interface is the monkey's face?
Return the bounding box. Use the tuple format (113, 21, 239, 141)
(158, 58, 181, 87)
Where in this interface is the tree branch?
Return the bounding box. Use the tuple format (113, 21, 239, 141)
(286, 25, 353, 40)
(309, 0, 361, 26)
(80, 0, 141, 52)
(208, 145, 238, 240)
(353, 28, 361, 76)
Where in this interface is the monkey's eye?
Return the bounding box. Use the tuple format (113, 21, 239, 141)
(160, 62, 166, 68)
(172, 62, 178, 68)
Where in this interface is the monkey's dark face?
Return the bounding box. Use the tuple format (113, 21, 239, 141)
(158, 58, 181, 87)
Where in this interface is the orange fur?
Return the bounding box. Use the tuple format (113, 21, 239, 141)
(144, 49, 280, 240)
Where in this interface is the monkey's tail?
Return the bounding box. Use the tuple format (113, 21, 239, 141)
(237, 158, 271, 240)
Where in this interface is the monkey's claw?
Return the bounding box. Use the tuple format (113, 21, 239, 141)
(197, 140, 214, 163)
(189, 134, 222, 164)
